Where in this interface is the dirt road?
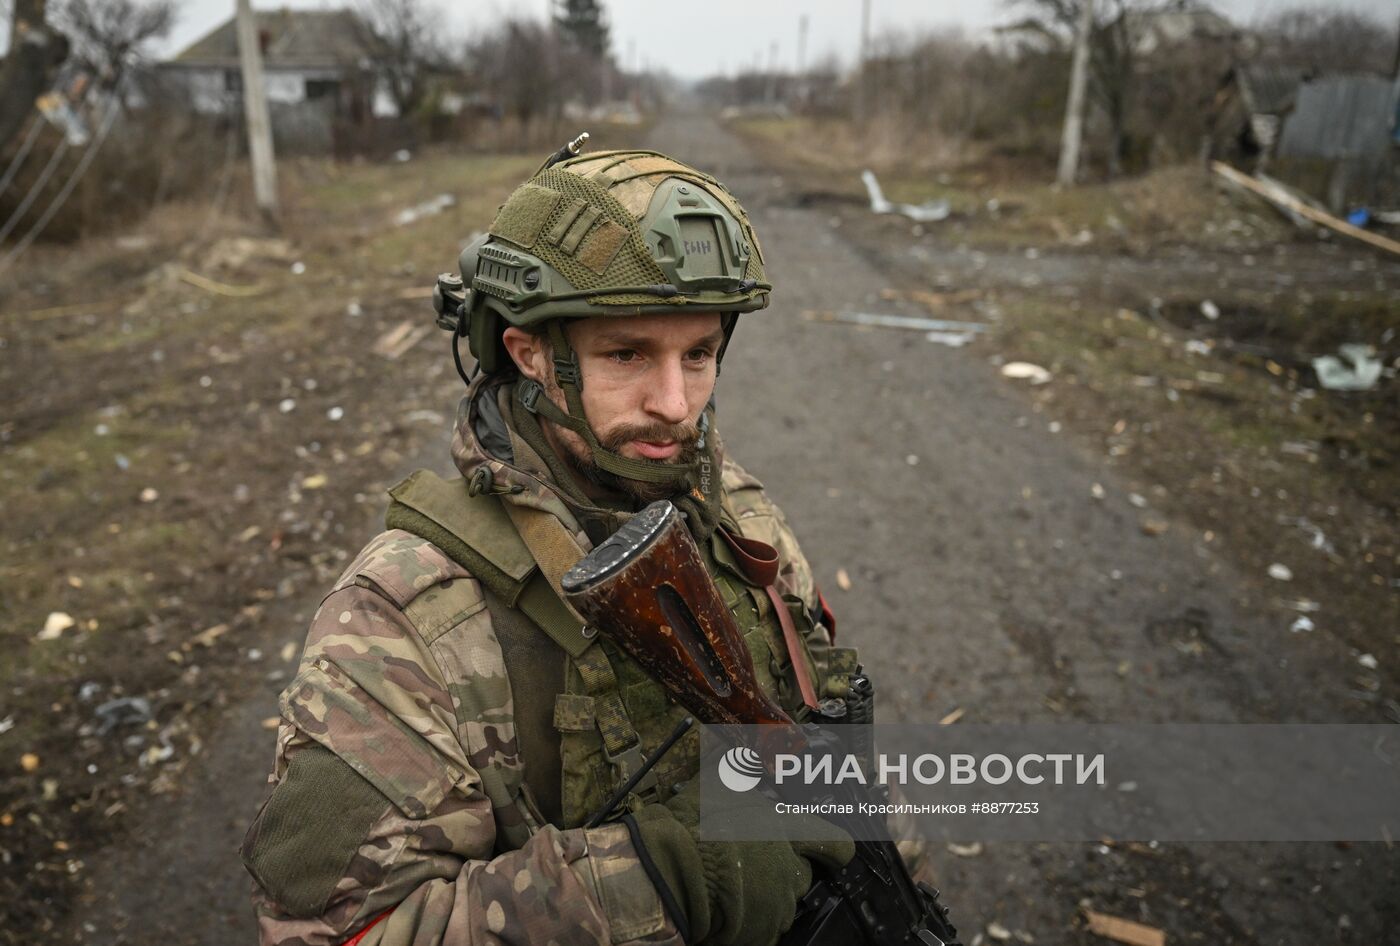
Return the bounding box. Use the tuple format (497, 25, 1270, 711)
(61, 113, 1396, 943)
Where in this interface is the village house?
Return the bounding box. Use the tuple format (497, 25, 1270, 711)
(160, 7, 397, 123)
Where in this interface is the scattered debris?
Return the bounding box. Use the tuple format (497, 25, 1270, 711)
(178, 268, 266, 298)
(1091, 483, 1106, 500)
(0, 716, 14, 735)
(139, 487, 159, 503)
(1211, 161, 1400, 258)
(1183, 339, 1212, 356)
(290, 261, 307, 275)
(94, 697, 153, 735)
(878, 287, 983, 310)
(835, 568, 852, 591)
(346, 300, 364, 317)
(987, 921, 1012, 941)
(404, 409, 445, 425)
(280, 641, 298, 662)
(38, 612, 76, 641)
(1140, 519, 1169, 537)
(1312, 344, 1382, 391)
(301, 473, 328, 490)
(947, 841, 983, 858)
(1083, 909, 1166, 946)
(393, 149, 412, 162)
(1278, 515, 1336, 556)
(1267, 563, 1294, 582)
(1001, 362, 1052, 385)
(261, 717, 280, 730)
(20, 753, 40, 773)
(1280, 441, 1320, 462)
(1358, 653, 1379, 670)
(278, 398, 297, 414)
(1128, 493, 1148, 508)
(187, 623, 230, 649)
(939, 707, 965, 725)
(860, 170, 950, 222)
(1199, 300, 1220, 321)
(1278, 597, 1320, 613)
(373, 320, 432, 360)
(205, 236, 294, 270)
(1289, 616, 1315, 633)
(394, 193, 455, 227)
(327, 406, 345, 421)
(806, 309, 989, 336)
(925, 330, 978, 347)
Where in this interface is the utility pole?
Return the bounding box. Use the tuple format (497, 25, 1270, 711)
(1056, 0, 1094, 187)
(766, 41, 778, 105)
(797, 14, 809, 75)
(235, 0, 279, 226)
(796, 13, 809, 110)
(856, 0, 872, 120)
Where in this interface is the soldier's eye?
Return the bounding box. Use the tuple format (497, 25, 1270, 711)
(608, 349, 638, 364)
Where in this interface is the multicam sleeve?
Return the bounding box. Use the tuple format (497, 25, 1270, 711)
(242, 579, 683, 946)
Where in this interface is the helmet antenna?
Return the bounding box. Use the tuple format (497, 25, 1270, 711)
(539, 131, 590, 173)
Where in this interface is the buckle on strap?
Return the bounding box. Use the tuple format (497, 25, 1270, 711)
(601, 741, 659, 799)
(518, 379, 542, 412)
(553, 354, 580, 387)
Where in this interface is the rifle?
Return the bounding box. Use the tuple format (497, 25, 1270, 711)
(561, 501, 961, 946)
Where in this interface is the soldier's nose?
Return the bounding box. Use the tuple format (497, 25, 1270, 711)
(644, 360, 690, 425)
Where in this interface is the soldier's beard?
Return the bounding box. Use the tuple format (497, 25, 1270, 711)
(572, 419, 702, 505)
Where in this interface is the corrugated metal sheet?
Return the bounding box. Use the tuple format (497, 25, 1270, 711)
(1277, 75, 1398, 159)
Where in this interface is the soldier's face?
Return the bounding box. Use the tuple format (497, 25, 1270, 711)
(564, 312, 725, 464)
(503, 313, 725, 494)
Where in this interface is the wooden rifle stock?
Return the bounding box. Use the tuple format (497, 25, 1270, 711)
(561, 500, 961, 946)
(560, 500, 790, 727)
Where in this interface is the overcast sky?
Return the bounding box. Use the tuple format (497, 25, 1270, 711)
(9, 0, 1398, 80)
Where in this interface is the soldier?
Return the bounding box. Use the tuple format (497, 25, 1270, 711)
(240, 147, 865, 945)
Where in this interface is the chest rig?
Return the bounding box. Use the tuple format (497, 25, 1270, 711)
(384, 469, 842, 845)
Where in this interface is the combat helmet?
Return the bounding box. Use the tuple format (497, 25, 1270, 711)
(432, 134, 771, 489)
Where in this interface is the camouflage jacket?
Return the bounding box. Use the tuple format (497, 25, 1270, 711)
(241, 377, 833, 946)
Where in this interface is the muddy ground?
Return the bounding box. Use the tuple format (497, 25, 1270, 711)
(1, 111, 1396, 943)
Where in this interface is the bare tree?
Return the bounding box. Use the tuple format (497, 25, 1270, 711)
(51, 0, 174, 88)
(357, 0, 446, 116)
(1008, 0, 1189, 176)
(470, 18, 559, 128)
(0, 0, 71, 152)
(1253, 6, 1396, 75)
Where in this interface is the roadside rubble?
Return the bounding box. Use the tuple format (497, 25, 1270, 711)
(1001, 362, 1053, 385)
(861, 170, 951, 223)
(1312, 344, 1382, 391)
(802, 309, 989, 347)
(38, 611, 76, 641)
(1211, 161, 1400, 259)
(1082, 909, 1165, 946)
(394, 193, 455, 227)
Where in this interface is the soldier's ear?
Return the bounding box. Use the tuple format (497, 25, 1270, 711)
(501, 327, 550, 382)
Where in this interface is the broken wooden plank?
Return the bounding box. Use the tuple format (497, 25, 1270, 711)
(1211, 161, 1400, 258)
(1084, 909, 1166, 946)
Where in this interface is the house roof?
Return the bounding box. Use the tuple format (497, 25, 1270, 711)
(168, 8, 382, 69)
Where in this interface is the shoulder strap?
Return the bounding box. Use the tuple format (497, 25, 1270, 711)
(385, 469, 594, 657)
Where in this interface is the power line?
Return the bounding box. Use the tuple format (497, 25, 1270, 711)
(0, 130, 73, 245)
(0, 115, 46, 197)
(0, 90, 122, 275)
